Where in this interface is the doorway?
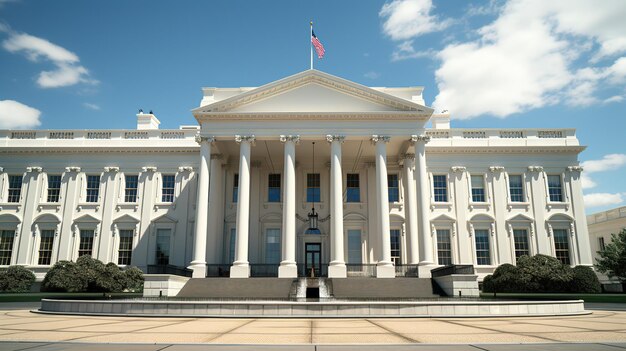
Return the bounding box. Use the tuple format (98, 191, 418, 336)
(305, 243, 321, 277)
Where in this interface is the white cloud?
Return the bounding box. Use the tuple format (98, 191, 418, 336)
(391, 40, 435, 61)
(584, 192, 624, 208)
(83, 102, 100, 110)
(380, 0, 451, 41)
(364, 71, 380, 79)
(603, 95, 624, 104)
(0, 100, 41, 129)
(581, 153, 626, 173)
(414, 0, 626, 119)
(581, 173, 597, 190)
(2, 31, 96, 88)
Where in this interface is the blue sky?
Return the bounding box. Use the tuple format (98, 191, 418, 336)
(0, 0, 625, 213)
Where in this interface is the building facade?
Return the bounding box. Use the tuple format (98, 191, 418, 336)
(0, 70, 592, 280)
(587, 206, 626, 291)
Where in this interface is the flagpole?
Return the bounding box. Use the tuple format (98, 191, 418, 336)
(310, 21, 313, 70)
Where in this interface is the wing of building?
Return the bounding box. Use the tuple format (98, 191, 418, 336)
(0, 69, 592, 281)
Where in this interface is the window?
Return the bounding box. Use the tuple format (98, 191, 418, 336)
(388, 174, 399, 202)
(124, 175, 139, 203)
(307, 173, 320, 203)
(228, 228, 236, 264)
(390, 229, 401, 265)
(232, 174, 239, 203)
(118, 229, 133, 265)
(553, 229, 570, 265)
(509, 175, 524, 202)
(548, 175, 563, 202)
(155, 228, 170, 265)
(346, 173, 360, 202)
(347, 229, 362, 264)
(437, 229, 452, 265)
(47, 175, 62, 203)
(0, 230, 15, 265)
(161, 174, 175, 202)
(471, 175, 485, 202)
(268, 174, 281, 202)
(513, 229, 530, 261)
(475, 229, 491, 265)
(599, 237, 606, 251)
(86, 175, 100, 203)
(433, 175, 448, 202)
(265, 229, 280, 264)
(38, 230, 55, 265)
(7, 175, 22, 203)
(78, 229, 95, 257)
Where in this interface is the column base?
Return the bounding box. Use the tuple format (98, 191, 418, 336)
(376, 263, 395, 278)
(187, 262, 206, 278)
(230, 263, 250, 278)
(418, 263, 436, 278)
(278, 263, 297, 278)
(328, 263, 347, 278)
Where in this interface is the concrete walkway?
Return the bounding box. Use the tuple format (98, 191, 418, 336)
(0, 307, 624, 346)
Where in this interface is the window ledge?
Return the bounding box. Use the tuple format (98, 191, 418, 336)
(0, 203, 21, 211)
(507, 202, 530, 211)
(263, 202, 282, 209)
(116, 203, 139, 212)
(38, 203, 61, 212)
(77, 203, 100, 212)
(430, 202, 453, 211)
(154, 202, 175, 211)
(546, 202, 569, 210)
(469, 202, 491, 211)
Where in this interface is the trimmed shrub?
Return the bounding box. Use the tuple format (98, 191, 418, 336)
(571, 265, 601, 293)
(482, 263, 519, 293)
(41, 255, 143, 293)
(0, 266, 36, 292)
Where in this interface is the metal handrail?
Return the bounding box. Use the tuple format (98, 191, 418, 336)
(430, 264, 475, 277)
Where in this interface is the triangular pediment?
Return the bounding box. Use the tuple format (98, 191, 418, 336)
(193, 70, 432, 115)
(113, 214, 140, 223)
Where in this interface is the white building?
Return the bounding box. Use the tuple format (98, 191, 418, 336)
(587, 206, 626, 291)
(0, 70, 593, 281)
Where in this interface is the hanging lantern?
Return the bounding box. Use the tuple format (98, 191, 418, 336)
(308, 207, 318, 231)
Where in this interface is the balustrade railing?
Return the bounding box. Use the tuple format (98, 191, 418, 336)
(1, 129, 197, 141)
(346, 264, 377, 277)
(205, 264, 231, 277)
(394, 264, 419, 277)
(250, 264, 279, 277)
(297, 264, 328, 277)
(430, 264, 475, 278)
(147, 264, 192, 277)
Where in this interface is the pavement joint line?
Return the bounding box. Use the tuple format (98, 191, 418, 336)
(155, 344, 174, 351)
(598, 342, 626, 350)
(438, 319, 561, 343)
(364, 319, 420, 343)
(310, 319, 314, 344)
(8, 341, 56, 351)
(203, 319, 256, 343)
(61, 318, 197, 342)
(468, 345, 491, 351)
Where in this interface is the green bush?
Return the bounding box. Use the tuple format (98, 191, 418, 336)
(0, 266, 36, 292)
(482, 263, 519, 293)
(571, 265, 601, 293)
(41, 255, 143, 293)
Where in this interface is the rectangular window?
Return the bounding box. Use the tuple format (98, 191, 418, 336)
(7, 175, 22, 203)
(0, 230, 15, 265)
(437, 229, 452, 265)
(306, 173, 321, 203)
(47, 175, 62, 203)
(513, 229, 530, 261)
(232, 174, 239, 203)
(390, 229, 401, 265)
(38, 230, 55, 265)
(509, 175, 524, 202)
(471, 175, 485, 202)
(548, 175, 563, 202)
(229, 228, 236, 264)
(599, 237, 606, 251)
(155, 228, 171, 265)
(265, 228, 281, 264)
(161, 174, 175, 202)
(346, 173, 360, 202)
(433, 175, 448, 202)
(268, 174, 281, 202)
(475, 229, 491, 265)
(86, 175, 100, 203)
(553, 229, 570, 265)
(347, 229, 362, 264)
(388, 174, 399, 202)
(124, 175, 139, 203)
(78, 230, 94, 257)
(118, 229, 133, 265)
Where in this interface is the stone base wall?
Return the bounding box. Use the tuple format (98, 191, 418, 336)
(433, 274, 480, 297)
(143, 274, 189, 297)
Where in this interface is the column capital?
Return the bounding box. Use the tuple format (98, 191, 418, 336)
(103, 166, 120, 173)
(178, 166, 194, 173)
(403, 153, 416, 160)
(279, 135, 300, 144)
(371, 135, 390, 144)
(527, 166, 544, 172)
(489, 166, 505, 173)
(326, 135, 345, 143)
(450, 166, 466, 173)
(567, 165, 583, 173)
(195, 134, 215, 144)
(410, 134, 431, 144)
(142, 166, 157, 172)
(65, 166, 81, 173)
(210, 154, 223, 160)
(26, 166, 43, 173)
(235, 135, 256, 144)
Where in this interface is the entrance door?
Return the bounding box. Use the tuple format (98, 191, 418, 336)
(305, 243, 322, 277)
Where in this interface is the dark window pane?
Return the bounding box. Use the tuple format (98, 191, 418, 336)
(268, 174, 281, 202)
(0, 230, 15, 265)
(233, 174, 239, 203)
(388, 174, 399, 202)
(433, 175, 448, 202)
(548, 175, 563, 202)
(509, 175, 524, 202)
(86, 175, 100, 203)
(471, 175, 485, 202)
(78, 230, 94, 257)
(346, 174, 360, 202)
(475, 229, 491, 265)
(8, 175, 22, 203)
(307, 173, 320, 202)
(437, 229, 452, 265)
(390, 229, 401, 265)
(553, 229, 570, 265)
(38, 230, 55, 265)
(47, 175, 62, 203)
(513, 229, 529, 261)
(118, 230, 133, 265)
(124, 175, 139, 202)
(161, 175, 175, 202)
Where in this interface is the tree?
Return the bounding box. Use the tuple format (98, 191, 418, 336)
(595, 228, 626, 287)
(0, 266, 36, 292)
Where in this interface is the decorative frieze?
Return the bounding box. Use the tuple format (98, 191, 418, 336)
(279, 135, 300, 143)
(325, 135, 345, 143)
(235, 135, 255, 144)
(527, 166, 544, 172)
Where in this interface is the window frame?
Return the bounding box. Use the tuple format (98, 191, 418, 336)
(473, 228, 492, 266)
(346, 173, 361, 203)
(232, 173, 239, 203)
(435, 228, 453, 266)
(7, 175, 23, 203)
(46, 174, 62, 203)
(547, 173, 564, 203)
(390, 228, 402, 265)
(306, 173, 321, 203)
(432, 174, 449, 203)
(512, 228, 530, 262)
(160, 174, 176, 203)
(37, 229, 56, 266)
(117, 229, 134, 265)
(267, 173, 281, 203)
(470, 174, 486, 203)
(0, 229, 16, 266)
(264, 228, 281, 264)
(124, 174, 139, 203)
(85, 174, 101, 203)
(552, 228, 571, 265)
(387, 173, 400, 203)
(508, 174, 525, 203)
(77, 229, 95, 258)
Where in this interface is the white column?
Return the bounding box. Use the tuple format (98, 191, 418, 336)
(230, 135, 255, 278)
(413, 135, 434, 271)
(403, 153, 419, 264)
(373, 135, 394, 278)
(327, 135, 347, 278)
(279, 135, 299, 278)
(568, 166, 592, 266)
(188, 134, 213, 278)
(206, 154, 223, 264)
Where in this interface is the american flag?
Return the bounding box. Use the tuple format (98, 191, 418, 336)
(311, 30, 325, 59)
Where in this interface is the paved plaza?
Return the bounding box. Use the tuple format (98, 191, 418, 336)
(0, 305, 624, 350)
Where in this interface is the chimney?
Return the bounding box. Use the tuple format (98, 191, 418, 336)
(136, 111, 160, 130)
(431, 111, 451, 129)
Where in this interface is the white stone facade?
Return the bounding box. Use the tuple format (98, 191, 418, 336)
(0, 70, 592, 280)
(587, 206, 626, 290)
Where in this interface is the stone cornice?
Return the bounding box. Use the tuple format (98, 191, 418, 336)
(426, 146, 586, 154)
(195, 111, 432, 121)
